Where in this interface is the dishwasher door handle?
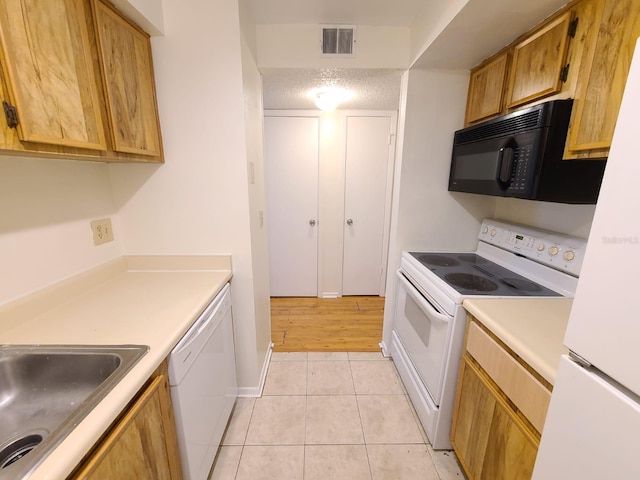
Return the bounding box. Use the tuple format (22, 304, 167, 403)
(169, 284, 230, 382)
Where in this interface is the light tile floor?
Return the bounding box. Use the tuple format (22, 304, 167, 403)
(209, 351, 464, 480)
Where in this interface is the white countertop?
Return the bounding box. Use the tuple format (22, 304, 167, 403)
(0, 255, 232, 480)
(462, 297, 573, 386)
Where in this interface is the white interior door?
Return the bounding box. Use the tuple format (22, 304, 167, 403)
(342, 115, 393, 295)
(264, 116, 319, 296)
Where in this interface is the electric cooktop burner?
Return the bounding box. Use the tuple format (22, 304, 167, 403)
(416, 254, 460, 267)
(445, 273, 498, 292)
(409, 251, 560, 297)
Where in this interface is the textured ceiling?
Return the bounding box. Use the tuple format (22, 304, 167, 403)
(243, 0, 426, 110)
(251, 0, 569, 110)
(261, 68, 403, 110)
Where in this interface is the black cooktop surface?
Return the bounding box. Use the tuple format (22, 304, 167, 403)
(409, 252, 561, 297)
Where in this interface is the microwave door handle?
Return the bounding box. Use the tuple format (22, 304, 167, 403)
(496, 141, 515, 190)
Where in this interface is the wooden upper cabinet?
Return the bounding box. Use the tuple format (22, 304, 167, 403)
(0, 0, 107, 150)
(91, 0, 163, 158)
(506, 11, 574, 108)
(565, 0, 640, 157)
(465, 52, 510, 125)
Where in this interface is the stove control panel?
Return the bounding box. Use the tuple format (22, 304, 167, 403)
(478, 219, 587, 277)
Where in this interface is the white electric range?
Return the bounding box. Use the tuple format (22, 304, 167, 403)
(391, 219, 586, 449)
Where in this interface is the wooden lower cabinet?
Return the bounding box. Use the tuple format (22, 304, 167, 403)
(70, 365, 182, 480)
(451, 356, 539, 480)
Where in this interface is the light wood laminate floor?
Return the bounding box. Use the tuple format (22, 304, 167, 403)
(270, 296, 385, 352)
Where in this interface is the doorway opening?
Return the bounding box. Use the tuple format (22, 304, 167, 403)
(270, 296, 384, 352)
(264, 111, 397, 298)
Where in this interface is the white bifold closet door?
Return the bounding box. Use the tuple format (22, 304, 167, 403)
(342, 115, 392, 295)
(264, 116, 319, 297)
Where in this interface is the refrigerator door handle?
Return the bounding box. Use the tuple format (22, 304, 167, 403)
(568, 350, 592, 368)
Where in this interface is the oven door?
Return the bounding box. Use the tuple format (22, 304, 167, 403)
(394, 271, 453, 405)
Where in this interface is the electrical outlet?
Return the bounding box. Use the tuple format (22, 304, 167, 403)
(90, 218, 114, 245)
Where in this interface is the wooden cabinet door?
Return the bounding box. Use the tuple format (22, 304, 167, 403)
(465, 52, 510, 125)
(0, 0, 107, 150)
(91, 0, 162, 158)
(451, 357, 538, 480)
(72, 375, 182, 480)
(565, 0, 640, 156)
(507, 11, 573, 108)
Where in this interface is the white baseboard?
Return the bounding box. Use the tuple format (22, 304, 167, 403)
(379, 341, 392, 357)
(237, 342, 273, 398)
(322, 292, 339, 298)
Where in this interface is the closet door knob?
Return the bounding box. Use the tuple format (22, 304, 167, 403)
(309, 219, 316, 226)
(346, 219, 353, 225)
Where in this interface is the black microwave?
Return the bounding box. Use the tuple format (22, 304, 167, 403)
(448, 99, 606, 204)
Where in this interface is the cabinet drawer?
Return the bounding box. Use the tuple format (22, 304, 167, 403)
(466, 321, 551, 433)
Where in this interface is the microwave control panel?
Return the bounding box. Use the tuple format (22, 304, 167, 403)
(507, 144, 534, 192)
(479, 219, 587, 276)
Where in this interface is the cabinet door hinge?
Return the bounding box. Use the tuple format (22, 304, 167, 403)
(568, 17, 579, 38)
(3, 101, 18, 129)
(560, 63, 570, 83)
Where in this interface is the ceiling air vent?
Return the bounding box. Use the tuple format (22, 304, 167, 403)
(321, 25, 356, 56)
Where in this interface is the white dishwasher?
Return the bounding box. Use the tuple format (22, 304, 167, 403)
(169, 283, 237, 480)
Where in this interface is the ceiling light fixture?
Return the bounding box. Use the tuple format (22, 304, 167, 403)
(313, 87, 352, 111)
(315, 91, 339, 111)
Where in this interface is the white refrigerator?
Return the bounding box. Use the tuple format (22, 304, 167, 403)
(532, 39, 640, 479)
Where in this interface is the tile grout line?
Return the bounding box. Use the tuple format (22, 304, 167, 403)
(303, 358, 309, 480)
(349, 356, 374, 480)
(234, 396, 256, 480)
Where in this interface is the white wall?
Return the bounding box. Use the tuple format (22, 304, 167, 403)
(240, 17, 273, 389)
(409, 0, 469, 65)
(409, 0, 568, 70)
(494, 198, 596, 239)
(257, 25, 411, 69)
(0, 157, 121, 305)
(110, 0, 165, 35)
(108, 0, 268, 391)
(381, 68, 496, 350)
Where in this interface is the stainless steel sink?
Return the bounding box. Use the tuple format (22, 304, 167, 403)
(0, 345, 149, 480)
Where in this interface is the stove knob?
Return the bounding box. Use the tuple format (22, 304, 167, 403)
(549, 246, 560, 256)
(490, 229, 497, 237)
(564, 251, 576, 261)
(482, 226, 489, 234)
(537, 243, 545, 252)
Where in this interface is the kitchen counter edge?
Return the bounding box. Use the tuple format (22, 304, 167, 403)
(462, 297, 573, 386)
(0, 255, 232, 480)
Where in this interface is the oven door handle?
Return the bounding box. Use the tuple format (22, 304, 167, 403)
(397, 271, 450, 324)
